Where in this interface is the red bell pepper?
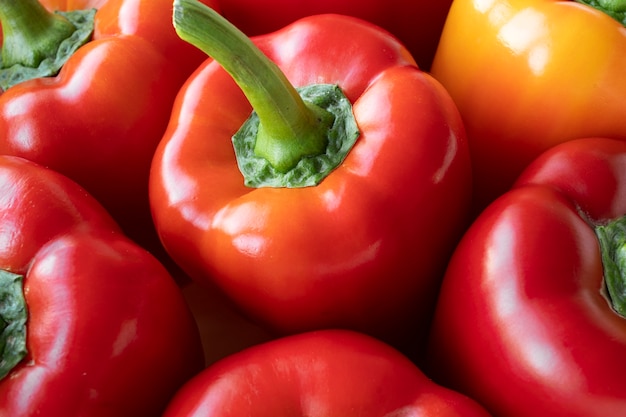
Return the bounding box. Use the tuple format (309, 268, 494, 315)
(150, 0, 472, 357)
(217, 0, 453, 71)
(427, 137, 626, 416)
(0, 0, 219, 272)
(163, 329, 493, 417)
(431, 0, 626, 215)
(0, 155, 204, 416)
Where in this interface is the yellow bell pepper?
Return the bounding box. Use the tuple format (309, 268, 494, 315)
(432, 0, 626, 214)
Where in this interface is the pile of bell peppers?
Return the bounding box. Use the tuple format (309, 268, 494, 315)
(2, 0, 626, 414)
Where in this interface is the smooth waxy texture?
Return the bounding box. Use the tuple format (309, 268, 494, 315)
(432, 0, 626, 214)
(151, 6, 472, 356)
(428, 138, 626, 416)
(0, 155, 203, 416)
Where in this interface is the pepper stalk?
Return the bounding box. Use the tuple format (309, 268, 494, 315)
(173, 0, 359, 188)
(0, 0, 96, 90)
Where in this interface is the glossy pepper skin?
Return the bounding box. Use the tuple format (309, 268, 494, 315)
(431, 0, 626, 215)
(427, 138, 626, 416)
(0, 155, 204, 416)
(150, 3, 472, 356)
(218, 0, 452, 71)
(163, 329, 493, 417)
(0, 0, 219, 270)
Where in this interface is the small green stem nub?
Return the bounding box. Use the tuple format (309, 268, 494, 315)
(0, 270, 28, 381)
(0, 0, 75, 68)
(0, 0, 96, 90)
(595, 216, 626, 317)
(576, 0, 626, 26)
(173, 0, 332, 173)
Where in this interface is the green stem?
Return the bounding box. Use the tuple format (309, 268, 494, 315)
(0, 1, 96, 90)
(0, 270, 28, 381)
(173, 0, 332, 173)
(595, 216, 626, 317)
(0, 0, 76, 68)
(575, 0, 626, 26)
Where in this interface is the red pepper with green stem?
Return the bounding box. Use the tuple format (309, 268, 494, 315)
(427, 137, 626, 416)
(0, 0, 219, 276)
(217, 0, 453, 71)
(0, 155, 204, 417)
(150, 0, 472, 358)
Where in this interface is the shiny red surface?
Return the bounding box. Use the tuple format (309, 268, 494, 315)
(0, 156, 203, 416)
(163, 330, 492, 417)
(150, 14, 472, 355)
(428, 138, 626, 416)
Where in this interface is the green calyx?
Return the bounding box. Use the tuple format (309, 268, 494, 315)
(234, 84, 358, 187)
(0, 0, 96, 91)
(595, 216, 626, 317)
(0, 270, 28, 381)
(576, 0, 626, 26)
(173, 0, 359, 188)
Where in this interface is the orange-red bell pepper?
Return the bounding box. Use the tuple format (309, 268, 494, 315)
(150, 0, 472, 357)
